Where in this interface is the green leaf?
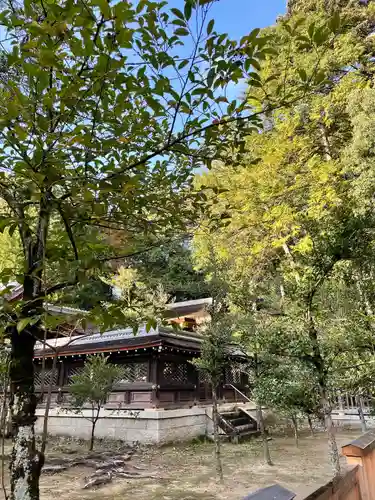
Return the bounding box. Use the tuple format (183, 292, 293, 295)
(8, 223, 18, 237)
(298, 69, 307, 82)
(184, 2, 192, 21)
(192, 88, 208, 96)
(249, 58, 261, 71)
(248, 28, 260, 41)
(264, 75, 278, 84)
(249, 79, 262, 88)
(0, 218, 13, 232)
(22, 63, 40, 77)
(313, 27, 328, 45)
(17, 317, 34, 333)
(174, 28, 189, 36)
(228, 100, 237, 114)
(329, 12, 340, 33)
(308, 22, 315, 39)
(207, 68, 215, 88)
(283, 24, 293, 35)
(178, 59, 189, 69)
(93, 0, 111, 17)
(260, 47, 278, 55)
(172, 19, 186, 27)
(314, 70, 326, 84)
(207, 19, 214, 35)
(171, 8, 184, 20)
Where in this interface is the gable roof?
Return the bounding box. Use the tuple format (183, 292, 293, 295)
(34, 325, 204, 358)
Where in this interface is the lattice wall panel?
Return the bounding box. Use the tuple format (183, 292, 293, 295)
(35, 368, 57, 387)
(67, 366, 83, 384)
(118, 363, 148, 383)
(162, 362, 188, 384)
(225, 365, 242, 385)
(198, 370, 210, 383)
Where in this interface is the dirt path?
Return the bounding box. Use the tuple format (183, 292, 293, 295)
(0, 430, 359, 500)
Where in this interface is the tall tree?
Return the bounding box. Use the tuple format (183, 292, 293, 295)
(194, 1, 375, 475)
(0, 0, 288, 497)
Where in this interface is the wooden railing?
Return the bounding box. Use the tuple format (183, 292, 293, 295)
(244, 431, 375, 500)
(302, 465, 361, 500)
(331, 392, 371, 414)
(341, 430, 375, 500)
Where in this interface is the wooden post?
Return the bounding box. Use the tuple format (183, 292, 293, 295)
(345, 393, 350, 410)
(150, 357, 159, 408)
(193, 367, 199, 405)
(342, 430, 375, 500)
(338, 392, 345, 416)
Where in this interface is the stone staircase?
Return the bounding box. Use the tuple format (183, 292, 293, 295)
(217, 406, 259, 442)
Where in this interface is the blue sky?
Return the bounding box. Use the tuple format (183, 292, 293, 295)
(171, 0, 287, 99)
(171, 0, 287, 38)
(202, 0, 286, 38)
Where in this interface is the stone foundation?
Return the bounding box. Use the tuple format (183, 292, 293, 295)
(35, 406, 215, 444)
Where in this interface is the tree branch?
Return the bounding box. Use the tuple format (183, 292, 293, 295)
(42, 279, 79, 298)
(57, 204, 79, 262)
(167, 5, 208, 145)
(102, 95, 304, 183)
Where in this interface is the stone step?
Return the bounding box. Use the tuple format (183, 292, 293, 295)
(235, 423, 258, 433)
(206, 433, 231, 442)
(230, 430, 261, 443)
(230, 417, 251, 427)
(220, 411, 242, 420)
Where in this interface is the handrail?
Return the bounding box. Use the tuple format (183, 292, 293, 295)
(225, 384, 252, 403)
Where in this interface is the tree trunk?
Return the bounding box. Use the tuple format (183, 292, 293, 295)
(306, 303, 340, 476)
(6, 393, 14, 438)
(307, 414, 314, 437)
(320, 390, 340, 476)
(8, 186, 50, 500)
(1, 355, 9, 500)
(318, 121, 333, 161)
(40, 354, 57, 455)
(356, 396, 367, 434)
(291, 414, 299, 447)
(211, 386, 223, 482)
(89, 405, 101, 452)
(89, 420, 96, 452)
(9, 326, 44, 500)
(0, 356, 9, 437)
(256, 404, 273, 466)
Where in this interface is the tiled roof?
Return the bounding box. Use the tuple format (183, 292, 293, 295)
(34, 325, 204, 357)
(34, 324, 159, 351)
(45, 304, 87, 316)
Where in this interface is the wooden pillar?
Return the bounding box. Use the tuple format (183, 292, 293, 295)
(345, 392, 350, 410)
(150, 356, 159, 409)
(56, 359, 64, 404)
(342, 430, 375, 500)
(338, 392, 344, 415)
(193, 367, 199, 405)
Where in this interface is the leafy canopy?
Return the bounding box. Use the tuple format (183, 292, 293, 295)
(0, 0, 286, 333)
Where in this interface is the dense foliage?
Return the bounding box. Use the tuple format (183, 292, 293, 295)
(0, 0, 354, 496)
(0, 0, 293, 496)
(193, 0, 375, 476)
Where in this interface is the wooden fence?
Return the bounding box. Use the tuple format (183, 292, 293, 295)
(302, 465, 361, 500)
(244, 431, 375, 500)
(330, 393, 371, 414)
(303, 431, 375, 500)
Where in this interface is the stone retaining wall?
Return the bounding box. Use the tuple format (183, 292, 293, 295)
(35, 406, 214, 444)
